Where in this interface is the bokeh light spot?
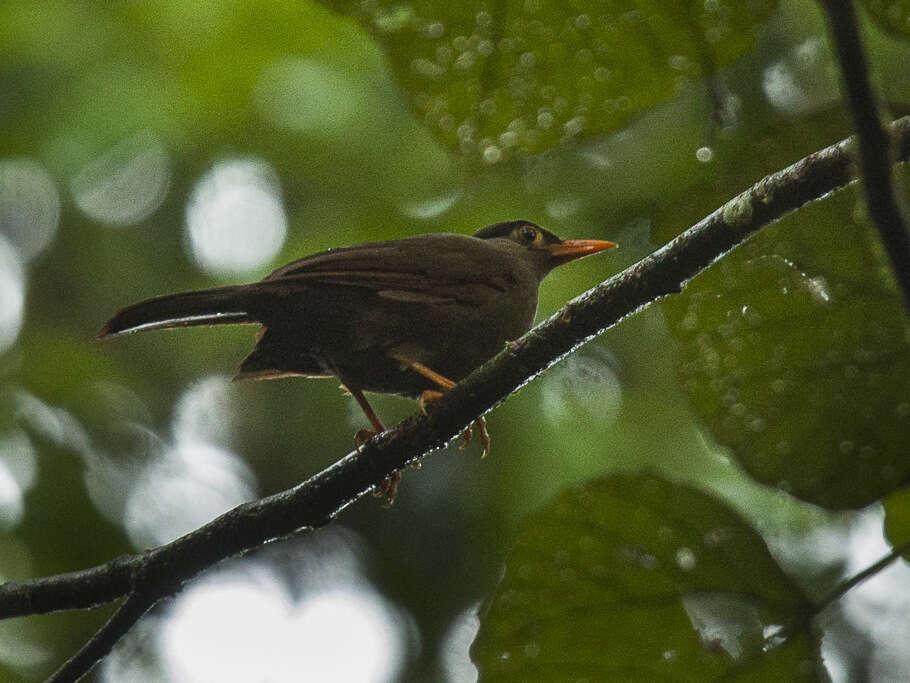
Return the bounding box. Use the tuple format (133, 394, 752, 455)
(0, 622, 51, 675)
(762, 62, 810, 114)
(0, 157, 60, 261)
(0, 430, 37, 530)
(540, 347, 622, 428)
(0, 461, 24, 530)
(160, 572, 406, 683)
(186, 158, 287, 275)
(123, 436, 256, 548)
(400, 189, 461, 220)
(254, 58, 365, 134)
(0, 235, 25, 355)
(71, 130, 171, 226)
(123, 376, 255, 548)
(761, 38, 837, 115)
(441, 604, 479, 683)
(173, 375, 235, 445)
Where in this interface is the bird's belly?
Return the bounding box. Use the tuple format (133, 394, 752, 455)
(261, 282, 538, 397)
(341, 355, 433, 398)
(355, 294, 536, 396)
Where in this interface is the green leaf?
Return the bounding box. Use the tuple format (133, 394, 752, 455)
(320, 0, 777, 166)
(884, 486, 910, 554)
(472, 473, 819, 682)
(657, 110, 910, 509)
(862, 0, 910, 40)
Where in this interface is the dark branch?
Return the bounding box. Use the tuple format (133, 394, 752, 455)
(814, 538, 910, 615)
(0, 556, 137, 619)
(2, 116, 910, 680)
(821, 0, 910, 312)
(47, 592, 155, 683)
(757, 538, 910, 659)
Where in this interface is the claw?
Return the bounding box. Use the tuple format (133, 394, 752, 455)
(353, 428, 377, 451)
(456, 417, 490, 456)
(458, 425, 472, 450)
(420, 390, 488, 453)
(352, 429, 402, 503)
(374, 471, 402, 505)
(475, 417, 490, 458)
(395, 356, 491, 461)
(345, 384, 401, 504)
(418, 389, 445, 415)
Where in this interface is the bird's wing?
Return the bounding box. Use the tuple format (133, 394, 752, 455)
(262, 235, 510, 305)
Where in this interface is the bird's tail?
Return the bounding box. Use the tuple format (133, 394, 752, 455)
(98, 285, 258, 339)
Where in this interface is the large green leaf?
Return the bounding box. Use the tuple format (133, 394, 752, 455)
(862, 0, 910, 40)
(320, 0, 777, 166)
(472, 473, 819, 682)
(657, 110, 910, 509)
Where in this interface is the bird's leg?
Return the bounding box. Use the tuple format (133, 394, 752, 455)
(418, 389, 445, 415)
(348, 386, 385, 443)
(390, 354, 490, 458)
(346, 385, 401, 502)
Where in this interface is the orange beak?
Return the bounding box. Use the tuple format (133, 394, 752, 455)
(547, 239, 617, 265)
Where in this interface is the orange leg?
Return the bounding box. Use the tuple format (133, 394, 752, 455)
(348, 386, 385, 435)
(345, 385, 401, 503)
(403, 359, 456, 390)
(390, 354, 491, 458)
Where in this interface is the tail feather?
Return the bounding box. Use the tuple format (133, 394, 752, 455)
(233, 328, 329, 380)
(98, 285, 257, 338)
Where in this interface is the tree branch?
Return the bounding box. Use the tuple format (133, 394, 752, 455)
(2, 116, 910, 680)
(756, 538, 910, 661)
(47, 592, 155, 683)
(814, 538, 910, 615)
(820, 0, 910, 312)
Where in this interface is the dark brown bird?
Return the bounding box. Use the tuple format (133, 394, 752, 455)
(99, 221, 616, 499)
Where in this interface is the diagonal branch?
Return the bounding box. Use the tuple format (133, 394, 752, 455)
(47, 592, 156, 683)
(2, 116, 910, 681)
(820, 0, 910, 312)
(753, 538, 910, 665)
(814, 538, 910, 615)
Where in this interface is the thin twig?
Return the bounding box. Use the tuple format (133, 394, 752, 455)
(814, 538, 910, 614)
(750, 538, 910, 670)
(821, 0, 910, 312)
(1, 116, 909, 679)
(47, 592, 155, 683)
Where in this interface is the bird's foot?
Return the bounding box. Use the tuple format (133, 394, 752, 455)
(353, 430, 403, 504)
(461, 417, 491, 458)
(353, 428, 377, 450)
(373, 471, 402, 505)
(418, 389, 444, 415)
(418, 390, 491, 457)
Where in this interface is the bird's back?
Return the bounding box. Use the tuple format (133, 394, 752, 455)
(243, 233, 542, 394)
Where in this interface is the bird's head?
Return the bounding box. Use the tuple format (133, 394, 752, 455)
(472, 220, 616, 279)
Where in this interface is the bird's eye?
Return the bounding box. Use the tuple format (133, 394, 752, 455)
(519, 225, 538, 243)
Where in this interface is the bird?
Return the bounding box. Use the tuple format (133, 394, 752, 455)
(99, 220, 616, 500)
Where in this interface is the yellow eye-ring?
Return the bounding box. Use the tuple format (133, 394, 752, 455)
(519, 225, 538, 243)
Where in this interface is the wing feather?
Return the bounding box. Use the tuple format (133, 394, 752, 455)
(261, 234, 511, 305)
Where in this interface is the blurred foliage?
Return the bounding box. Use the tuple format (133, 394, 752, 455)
(862, 0, 910, 40)
(656, 110, 910, 509)
(0, 0, 909, 681)
(321, 0, 777, 166)
(884, 486, 910, 554)
(473, 473, 819, 682)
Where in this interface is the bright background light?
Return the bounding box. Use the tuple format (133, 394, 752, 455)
(186, 158, 288, 276)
